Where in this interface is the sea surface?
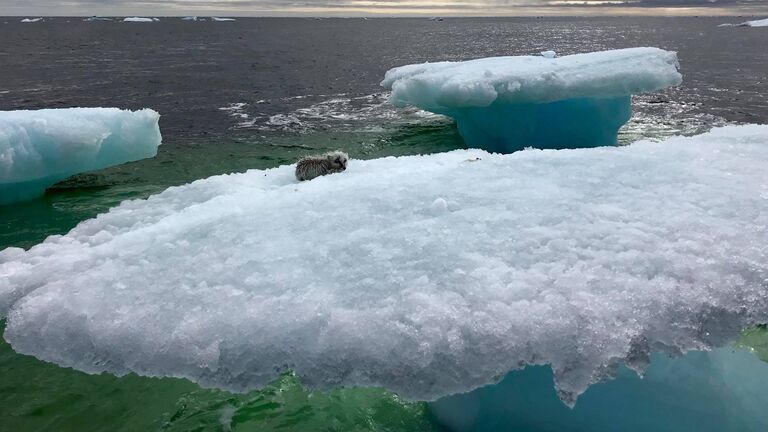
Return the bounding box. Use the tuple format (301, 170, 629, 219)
(1, 16, 767, 431)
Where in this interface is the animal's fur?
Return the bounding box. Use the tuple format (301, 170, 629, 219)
(295, 151, 349, 181)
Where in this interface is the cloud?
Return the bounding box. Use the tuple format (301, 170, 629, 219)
(1, 0, 766, 15)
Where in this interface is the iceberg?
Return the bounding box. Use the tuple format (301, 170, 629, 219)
(741, 18, 768, 27)
(0, 108, 161, 205)
(381, 48, 681, 153)
(123, 17, 158, 22)
(20, 18, 43, 23)
(211, 17, 236, 22)
(719, 18, 768, 27)
(2, 125, 768, 407)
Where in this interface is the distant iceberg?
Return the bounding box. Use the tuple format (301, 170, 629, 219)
(740, 17, 768, 27)
(181, 16, 200, 21)
(20, 18, 43, 23)
(719, 17, 768, 27)
(382, 48, 681, 153)
(211, 17, 236, 22)
(0, 108, 161, 204)
(123, 17, 158, 22)
(2, 125, 767, 409)
(84, 16, 112, 22)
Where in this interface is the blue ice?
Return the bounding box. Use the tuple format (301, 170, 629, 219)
(382, 48, 681, 153)
(430, 347, 768, 432)
(0, 108, 161, 204)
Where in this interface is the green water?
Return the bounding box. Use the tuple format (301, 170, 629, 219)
(0, 125, 462, 431)
(0, 321, 440, 432)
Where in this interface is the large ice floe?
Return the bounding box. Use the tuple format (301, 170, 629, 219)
(382, 48, 681, 153)
(2, 125, 768, 410)
(0, 108, 161, 204)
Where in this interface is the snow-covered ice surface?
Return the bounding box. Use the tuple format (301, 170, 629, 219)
(0, 108, 161, 204)
(2, 125, 768, 407)
(382, 48, 681, 153)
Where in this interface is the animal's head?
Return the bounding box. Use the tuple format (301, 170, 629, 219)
(327, 151, 348, 170)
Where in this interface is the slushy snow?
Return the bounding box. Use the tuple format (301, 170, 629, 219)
(0, 108, 161, 204)
(382, 48, 681, 153)
(2, 125, 768, 406)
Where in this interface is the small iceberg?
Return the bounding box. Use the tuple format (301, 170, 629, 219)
(382, 47, 681, 153)
(123, 17, 158, 22)
(740, 17, 768, 27)
(181, 16, 200, 21)
(2, 125, 767, 409)
(0, 108, 161, 205)
(211, 17, 236, 22)
(719, 17, 768, 27)
(84, 16, 112, 22)
(20, 18, 43, 23)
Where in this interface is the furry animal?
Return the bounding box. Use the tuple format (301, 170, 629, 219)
(295, 151, 348, 181)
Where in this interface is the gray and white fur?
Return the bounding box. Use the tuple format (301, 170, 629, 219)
(295, 151, 349, 181)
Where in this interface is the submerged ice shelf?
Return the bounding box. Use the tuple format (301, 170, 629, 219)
(382, 48, 681, 153)
(0, 108, 161, 204)
(431, 347, 768, 431)
(2, 125, 768, 407)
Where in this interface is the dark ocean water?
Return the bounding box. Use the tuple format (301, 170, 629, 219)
(1, 17, 767, 249)
(0, 16, 767, 431)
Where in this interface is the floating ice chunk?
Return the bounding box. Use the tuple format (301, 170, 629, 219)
(719, 18, 768, 27)
(20, 18, 43, 23)
(0, 108, 161, 204)
(211, 17, 236, 22)
(741, 18, 768, 27)
(181, 16, 199, 21)
(382, 48, 681, 153)
(84, 16, 112, 22)
(540, 50, 556, 58)
(123, 17, 157, 22)
(2, 125, 768, 406)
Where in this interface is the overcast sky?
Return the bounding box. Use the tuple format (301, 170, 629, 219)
(2, 0, 767, 16)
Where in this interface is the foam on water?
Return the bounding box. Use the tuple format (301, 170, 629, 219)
(0, 108, 162, 204)
(2, 125, 768, 406)
(221, 93, 449, 133)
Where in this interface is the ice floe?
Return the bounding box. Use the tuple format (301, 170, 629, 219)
(2, 125, 767, 406)
(0, 108, 161, 204)
(123, 17, 158, 23)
